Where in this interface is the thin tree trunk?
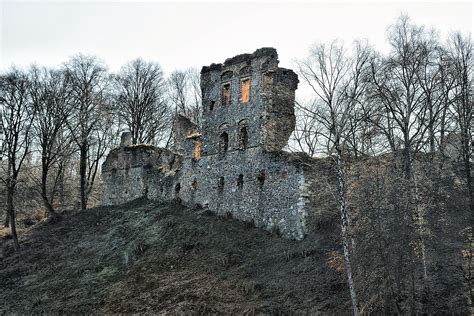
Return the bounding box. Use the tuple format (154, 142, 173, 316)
(403, 134, 412, 180)
(335, 146, 359, 316)
(439, 104, 448, 157)
(413, 173, 428, 282)
(79, 142, 87, 210)
(462, 134, 473, 213)
(58, 161, 66, 208)
(41, 157, 58, 217)
(3, 210, 10, 228)
(7, 186, 19, 250)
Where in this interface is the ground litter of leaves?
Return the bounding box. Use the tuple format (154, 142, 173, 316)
(0, 199, 349, 314)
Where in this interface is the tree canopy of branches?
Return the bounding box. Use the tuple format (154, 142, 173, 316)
(114, 58, 169, 145)
(167, 68, 202, 126)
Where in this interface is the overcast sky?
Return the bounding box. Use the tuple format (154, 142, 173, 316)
(0, 1, 472, 75)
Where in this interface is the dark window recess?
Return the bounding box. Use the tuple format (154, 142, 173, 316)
(237, 174, 244, 189)
(218, 177, 225, 193)
(220, 132, 229, 154)
(263, 72, 274, 90)
(257, 170, 266, 186)
(239, 126, 248, 149)
(222, 83, 231, 106)
(175, 183, 181, 195)
(210, 101, 215, 111)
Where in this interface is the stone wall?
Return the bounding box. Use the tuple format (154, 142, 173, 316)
(176, 148, 308, 239)
(101, 145, 181, 206)
(101, 144, 321, 239)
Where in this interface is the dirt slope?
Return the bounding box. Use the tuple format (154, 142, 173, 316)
(0, 199, 349, 314)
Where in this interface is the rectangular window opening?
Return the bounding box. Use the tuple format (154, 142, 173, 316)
(193, 140, 201, 160)
(240, 78, 250, 103)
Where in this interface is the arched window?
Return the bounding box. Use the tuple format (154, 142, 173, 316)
(219, 132, 229, 154)
(221, 70, 233, 81)
(239, 65, 251, 76)
(239, 126, 248, 150)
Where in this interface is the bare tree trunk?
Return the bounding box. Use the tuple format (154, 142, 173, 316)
(59, 165, 65, 208)
(428, 106, 435, 153)
(335, 146, 359, 316)
(80, 142, 87, 210)
(413, 173, 429, 282)
(402, 130, 412, 181)
(41, 155, 58, 217)
(462, 133, 473, 213)
(7, 185, 19, 250)
(3, 210, 10, 227)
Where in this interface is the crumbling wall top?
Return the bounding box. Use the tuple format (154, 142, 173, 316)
(102, 145, 181, 173)
(201, 47, 278, 74)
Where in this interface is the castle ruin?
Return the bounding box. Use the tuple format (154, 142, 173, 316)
(102, 48, 324, 240)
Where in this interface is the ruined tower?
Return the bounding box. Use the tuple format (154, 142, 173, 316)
(199, 47, 298, 155)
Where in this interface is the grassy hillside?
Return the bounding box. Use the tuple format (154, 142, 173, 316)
(0, 199, 349, 314)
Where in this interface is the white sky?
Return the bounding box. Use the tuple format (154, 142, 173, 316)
(0, 0, 472, 75)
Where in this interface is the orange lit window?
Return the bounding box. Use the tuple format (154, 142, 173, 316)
(222, 83, 231, 106)
(193, 140, 201, 160)
(240, 78, 250, 103)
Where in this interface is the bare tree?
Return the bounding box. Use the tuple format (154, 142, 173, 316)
(297, 39, 371, 315)
(290, 102, 322, 157)
(184, 68, 202, 126)
(85, 113, 116, 206)
(447, 32, 473, 212)
(114, 58, 169, 145)
(0, 68, 35, 249)
(167, 68, 202, 147)
(64, 54, 110, 210)
(30, 66, 74, 218)
(366, 16, 450, 309)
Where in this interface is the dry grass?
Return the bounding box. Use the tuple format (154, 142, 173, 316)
(0, 199, 347, 314)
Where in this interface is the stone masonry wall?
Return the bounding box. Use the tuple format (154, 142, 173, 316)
(102, 145, 181, 206)
(102, 145, 315, 239)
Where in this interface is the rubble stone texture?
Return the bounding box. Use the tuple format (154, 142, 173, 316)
(102, 48, 324, 239)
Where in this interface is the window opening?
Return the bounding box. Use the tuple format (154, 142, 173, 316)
(240, 78, 250, 103)
(222, 83, 231, 106)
